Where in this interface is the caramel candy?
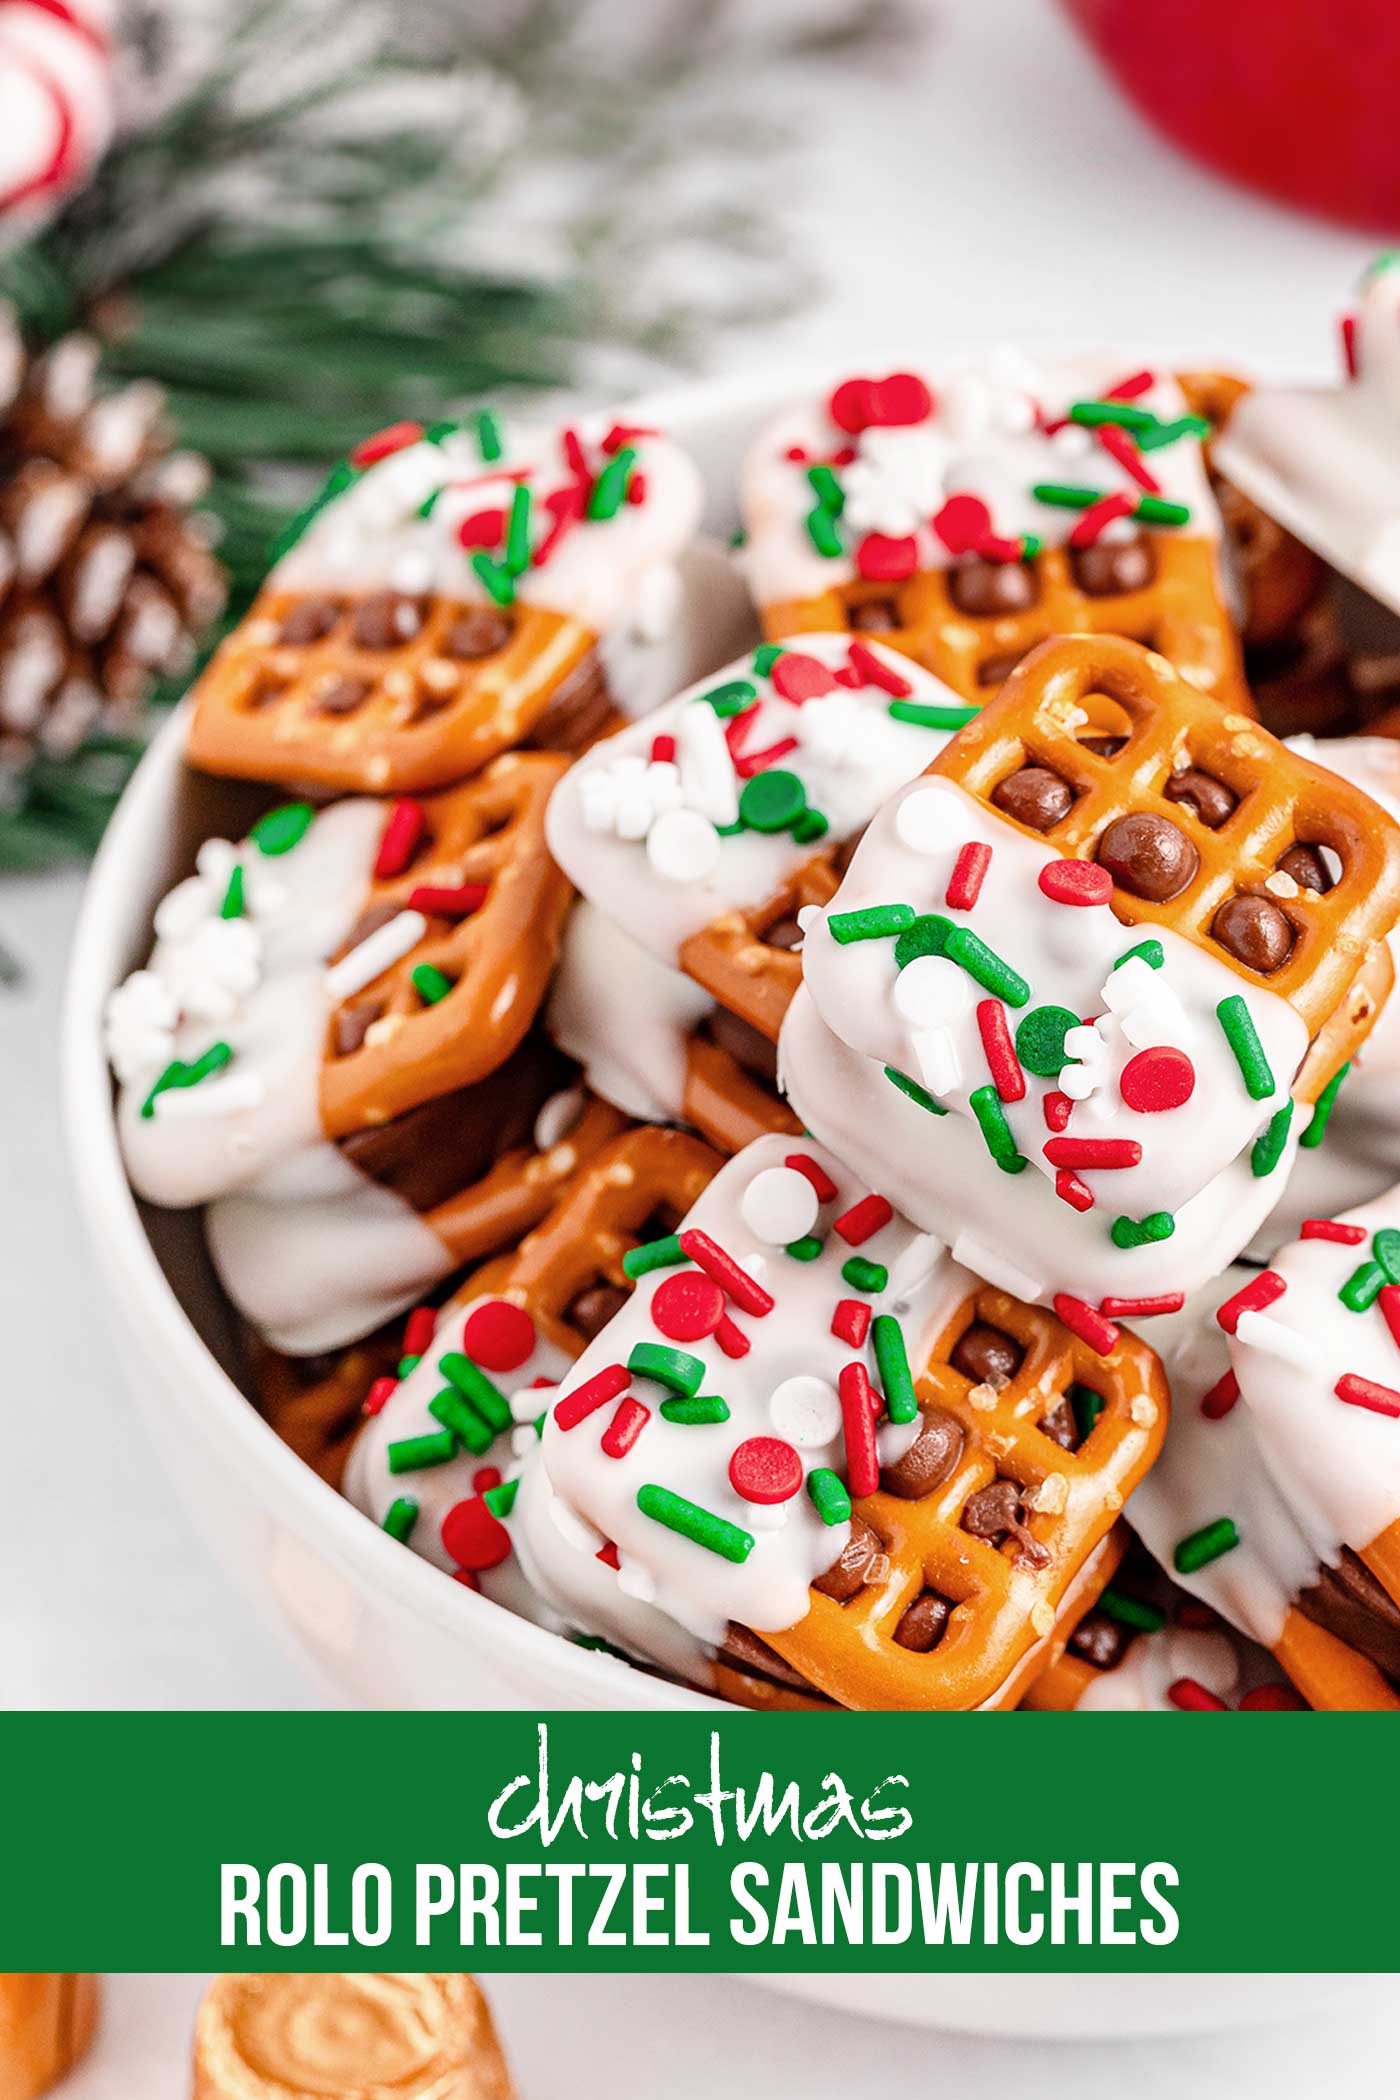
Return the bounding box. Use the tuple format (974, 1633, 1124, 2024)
(192, 1974, 515, 2100)
(0, 1974, 98, 2100)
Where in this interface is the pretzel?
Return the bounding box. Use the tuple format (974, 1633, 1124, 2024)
(192, 1974, 515, 2100)
(185, 413, 704, 793)
(761, 1284, 1165, 1710)
(248, 1324, 403, 1487)
(0, 1976, 98, 2100)
(740, 359, 1246, 710)
(678, 854, 840, 1044)
(320, 753, 572, 1135)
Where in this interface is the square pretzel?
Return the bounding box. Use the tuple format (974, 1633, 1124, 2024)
(678, 854, 841, 1043)
(763, 1282, 1167, 1710)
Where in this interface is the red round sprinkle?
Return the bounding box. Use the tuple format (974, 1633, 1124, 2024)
(729, 1435, 804, 1506)
(770, 651, 838, 704)
(871, 372, 934, 426)
(462, 1300, 536, 1373)
(856, 532, 919, 582)
(1037, 860, 1113, 908)
(1239, 1683, 1308, 1711)
(933, 491, 992, 555)
(440, 1496, 511, 1572)
(828, 377, 876, 434)
(650, 1270, 726, 1343)
(456, 506, 506, 549)
(350, 420, 424, 467)
(1168, 1677, 1229, 1713)
(1119, 1045, 1196, 1115)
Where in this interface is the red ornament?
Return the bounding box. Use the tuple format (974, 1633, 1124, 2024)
(1037, 860, 1113, 908)
(1119, 1046, 1196, 1114)
(650, 1271, 726, 1343)
(729, 1435, 804, 1505)
(856, 532, 919, 582)
(770, 651, 839, 704)
(440, 1496, 512, 1572)
(933, 492, 993, 556)
(462, 1299, 536, 1373)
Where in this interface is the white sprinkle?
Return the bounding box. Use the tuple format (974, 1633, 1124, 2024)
(677, 698, 739, 826)
(616, 1556, 659, 1603)
(913, 1025, 961, 1096)
(324, 909, 426, 1002)
(614, 778, 654, 841)
(644, 758, 683, 813)
(646, 807, 720, 884)
(153, 874, 214, 942)
(152, 1071, 266, 1120)
(746, 1503, 789, 1534)
(885, 1231, 947, 1310)
(893, 954, 971, 1029)
(549, 1493, 606, 1556)
(769, 1374, 842, 1447)
(894, 785, 949, 856)
(741, 1165, 819, 1246)
(511, 1384, 553, 1425)
(1234, 1309, 1318, 1369)
(1101, 957, 1157, 1014)
(510, 1425, 539, 1459)
(952, 1231, 1043, 1302)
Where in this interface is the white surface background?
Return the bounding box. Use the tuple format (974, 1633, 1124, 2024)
(3, 0, 1395, 2084)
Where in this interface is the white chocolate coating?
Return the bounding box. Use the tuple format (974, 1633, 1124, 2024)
(800, 774, 1306, 1230)
(1075, 1623, 1249, 1712)
(534, 1133, 971, 1655)
(779, 986, 1298, 1308)
(547, 903, 713, 1125)
(598, 533, 759, 721)
(740, 356, 1221, 611)
(545, 632, 961, 962)
(1216, 259, 1400, 616)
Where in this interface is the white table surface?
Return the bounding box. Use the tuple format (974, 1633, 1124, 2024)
(3, 0, 1390, 2083)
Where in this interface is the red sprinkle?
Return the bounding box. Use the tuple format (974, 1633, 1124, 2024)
(1168, 1678, 1229, 1713)
(976, 1000, 1026, 1104)
(729, 1436, 803, 1506)
(770, 651, 839, 704)
(946, 841, 992, 912)
(406, 881, 489, 919)
(724, 703, 761, 759)
(1037, 860, 1113, 908)
(1334, 1373, 1400, 1419)
(554, 1362, 630, 1432)
(1043, 1091, 1073, 1133)
(1043, 1136, 1142, 1170)
(440, 1496, 511, 1572)
(1069, 490, 1134, 547)
(596, 1540, 621, 1570)
(1176, 1599, 1220, 1631)
(650, 733, 676, 764)
(846, 639, 912, 698)
(1216, 1271, 1286, 1336)
(785, 1153, 838, 1203)
(650, 1270, 726, 1343)
(601, 1396, 651, 1458)
(350, 420, 424, 466)
(1200, 1368, 1240, 1420)
(473, 1466, 502, 1494)
(1055, 1168, 1094, 1213)
(364, 1376, 398, 1418)
(831, 1298, 872, 1347)
(833, 1193, 893, 1246)
(838, 1362, 881, 1497)
(933, 491, 993, 556)
(1106, 369, 1156, 401)
(561, 427, 591, 483)
(1240, 1683, 1307, 1712)
(678, 1228, 774, 1317)
(532, 481, 585, 566)
(829, 372, 932, 433)
(374, 798, 426, 880)
(1095, 420, 1160, 494)
(402, 1305, 438, 1358)
(1119, 1045, 1196, 1115)
(456, 506, 506, 550)
(1052, 1295, 1120, 1356)
(602, 421, 659, 454)
(1379, 1285, 1400, 1354)
(715, 1315, 751, 1360)
(1100, 1292, 1185, 1318)
(1301, 1219, 1367, 1244)
(1341, 312, 1359, 379)
(856, 532, 919, 582)
(734, 735, 800, 779)
(461, 1300, 535, 1373)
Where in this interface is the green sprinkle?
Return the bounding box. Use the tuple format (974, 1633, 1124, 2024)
(417, 486, 446, 519)
(412, 963, 454, 1005)
(382, 1496, 419, 1543)
(219, 865, 245, 919)
(806, 464, 845, 512)
(842, 1254, 888, 1293)
(752, 645, 783, 677)
(1136, 414, 1211, 452)
(470, 550, 515, 606)
(1300, 1062, 1349, 1149)
(1097, 1587, 1166, 1634)
(701, 678, 757, 718)
(1251, 1101, 1294, 1178)
(739, 769, 807, 834)
(1070, 1384, 1104, 1440)
(805, 506, 845, 558)
(872, 1313, 918, 1424)
(1339, 1259, 1386, 1313)
(792, 808, 829, 845)
(1216, 995, 1275, 1101)
(587, 446, 636, 521)
(1015, 1004, 1079, 1078)
(423, 419, 458, 446)
(969, 1083, 1028, 1174)
(829, 901, 916, 945)
(505, 484, 533, 574)
(484, 1478, 520, 1520)
(884, 1065, 947, 1114)
(429, 1388, 494, 1456)
(636, 1483, 754, 1563)
(570, 1633, 631, 1659)
(894, 913, 953, 967)
(1020, 534, 1042, 561)
(397, 1355, 421, 1380)
(888, 699, 979, 731)
(623, 1233, 687, 1280)
(140, 1040, 234, 1118)
(1113, 939, 1164, 972)
(1134, 494, 1191, 528)
(250, 802, 314, 856)
(786, 1235, 825, 1262)
(388, 1430, 457, 1474)
(1374, 1229, 1400, 1285)
(660, 1395, 731, 1426)
(629, 1342, 704, 1396)
(1110, 1212, 1176, 1249)
(1174, 1516, 1240, 1575)
(474, 409, 503, 462)
(945, 925, 1030, 1007)
(1068, 400, 1158, 431)
(1031, 482, 1098, 510)
(438, 1353, 512, 1434)
(807, 1468, 852, 1526)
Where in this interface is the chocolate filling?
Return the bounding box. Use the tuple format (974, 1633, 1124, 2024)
(700, 1008, 780, 1088)
(1297, 1548, 1400, 1684)
(522, 648, 614, 755)
(720, 1623, 819, 1692)
(1068, 1606, 1134, 1672)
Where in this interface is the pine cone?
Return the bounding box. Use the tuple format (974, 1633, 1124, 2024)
(0, 304, 226, 777)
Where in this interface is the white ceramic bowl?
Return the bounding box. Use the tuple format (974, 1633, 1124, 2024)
(62, 365, 1372, 2035)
